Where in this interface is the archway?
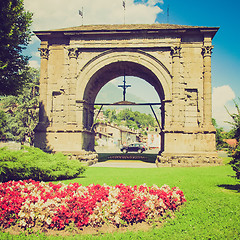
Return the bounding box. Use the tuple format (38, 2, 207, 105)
(34, 24, 221, 166)
(94, 76, 162, 154)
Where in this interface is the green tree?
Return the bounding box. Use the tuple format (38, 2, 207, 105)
(0, 67, 39, 144)
(0, 0, 33, 95)
(225, 98, 240, 180)
(0, 110, 7, 140)
(226, 98, 240, 141)
(103, 108, 157, 131)
(212, 118, 226, 150)
(103, 109, 117, 123)
(229, 145, 240, 180)
(224, 129, 235, 139)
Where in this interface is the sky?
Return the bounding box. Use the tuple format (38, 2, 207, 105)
(23, 0, 240, 130)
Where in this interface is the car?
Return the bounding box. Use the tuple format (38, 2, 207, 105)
(120, 143, 146, 153)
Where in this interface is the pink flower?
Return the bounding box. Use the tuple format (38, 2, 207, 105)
(0, 180, 186, 229)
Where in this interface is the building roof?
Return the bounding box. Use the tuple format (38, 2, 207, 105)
(94, 122, 137, 134)
(44, 23, 217, 31)
(223, 139, 238, 148)
(34, 23, 219, 38)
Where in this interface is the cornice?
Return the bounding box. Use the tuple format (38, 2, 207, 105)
(34, 24, 219, 39)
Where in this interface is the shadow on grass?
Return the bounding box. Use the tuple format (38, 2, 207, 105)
(98, 153, 158, 164)
(218, 184, 240, 193)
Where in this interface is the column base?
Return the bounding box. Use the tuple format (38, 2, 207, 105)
(156, 152, 222, 167)
(34, 130, 98, 166)
(34, 129, 95, 152)
(63, 150, 98, 166)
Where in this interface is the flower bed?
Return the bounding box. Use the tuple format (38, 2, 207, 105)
(107, 155, 148, 160)
(0, 180, 186, 232)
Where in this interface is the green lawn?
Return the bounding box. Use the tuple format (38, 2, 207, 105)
(1, 161, 240, 239)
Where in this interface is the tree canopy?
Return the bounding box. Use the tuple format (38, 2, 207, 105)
(0, 0, 33, 95)
(212, 118, 228, 150)
(102, 108, 157, 132)
(0, 67, 39, 144)
(226, 98, 240, 141)
(224, 98, 240, 180)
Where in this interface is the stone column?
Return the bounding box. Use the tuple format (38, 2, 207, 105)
(39, 48, 49, 125)
(67, 48, 79, 124)
(202, 46, 214, 129)
(76, 100, 85, 129)
(170, 46, 182, 128)
(88, 105, 95, 131)
(162, 100, 171, 129)
(68, 48, 78, 77)
(75, 100, 95, 151)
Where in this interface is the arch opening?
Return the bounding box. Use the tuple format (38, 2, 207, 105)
(94, 77, 163, 154)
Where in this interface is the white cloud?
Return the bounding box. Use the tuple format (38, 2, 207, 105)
(28, 60, 40, 69)
(32, 51, 40, 57)
(29, 35, 40, 45)
(24, 0, 163, 70)
(212, 85, 236, 129)
(144, 0, 164, 7)
(24, 0, 163, 31)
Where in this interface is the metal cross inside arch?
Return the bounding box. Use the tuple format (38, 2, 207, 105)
(118, 75, 131, 101)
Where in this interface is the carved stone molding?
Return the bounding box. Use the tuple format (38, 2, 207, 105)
(39, 48, 49, 59)
(68, 48, 79, 59)
(201, 46, 213, 57)
(170, 46, 181, 57)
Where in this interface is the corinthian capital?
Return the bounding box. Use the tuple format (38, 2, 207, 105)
(202, 46, 213, 57)
(39, 48, 49, 59)
(68, 48, 79, 59)
(171, 46, 181, 57)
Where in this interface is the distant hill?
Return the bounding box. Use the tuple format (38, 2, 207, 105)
(95, 82, 161, 116)
(95, 82, 146, 104)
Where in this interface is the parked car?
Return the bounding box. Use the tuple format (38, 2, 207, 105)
(120, 143, 146, 153)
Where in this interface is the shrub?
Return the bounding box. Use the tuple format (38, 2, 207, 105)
(229, 144, 240, 179)
(0, 146, 86, 182)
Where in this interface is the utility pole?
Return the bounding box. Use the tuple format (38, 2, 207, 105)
(79, 7, 84, 25)
(123, 0, 126, 24)
(167, 5, 169, 23)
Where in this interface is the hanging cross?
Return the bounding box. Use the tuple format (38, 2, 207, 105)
(118, 75, 131, 101)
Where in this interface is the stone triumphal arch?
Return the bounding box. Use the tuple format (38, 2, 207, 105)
(34, 24, 221, 165)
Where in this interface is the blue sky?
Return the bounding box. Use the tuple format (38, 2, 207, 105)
(24, 0, 240, 129)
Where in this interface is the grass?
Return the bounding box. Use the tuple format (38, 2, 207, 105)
(1, 158, 240, 239)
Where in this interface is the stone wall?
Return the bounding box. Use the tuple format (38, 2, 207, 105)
(0, 141, 21, 151)
(156, 154, 222, 167)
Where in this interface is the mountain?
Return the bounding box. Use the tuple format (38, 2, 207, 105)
(95, 82, 145, 104)
(95, 82, 161, 116)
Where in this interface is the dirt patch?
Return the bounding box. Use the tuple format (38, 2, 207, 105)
(2, 219, 168, 237)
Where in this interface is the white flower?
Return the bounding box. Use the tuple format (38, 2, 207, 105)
(19, 219, 27, 227)
(30, 212, 35, 219)
(45, 218, 52, 225)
